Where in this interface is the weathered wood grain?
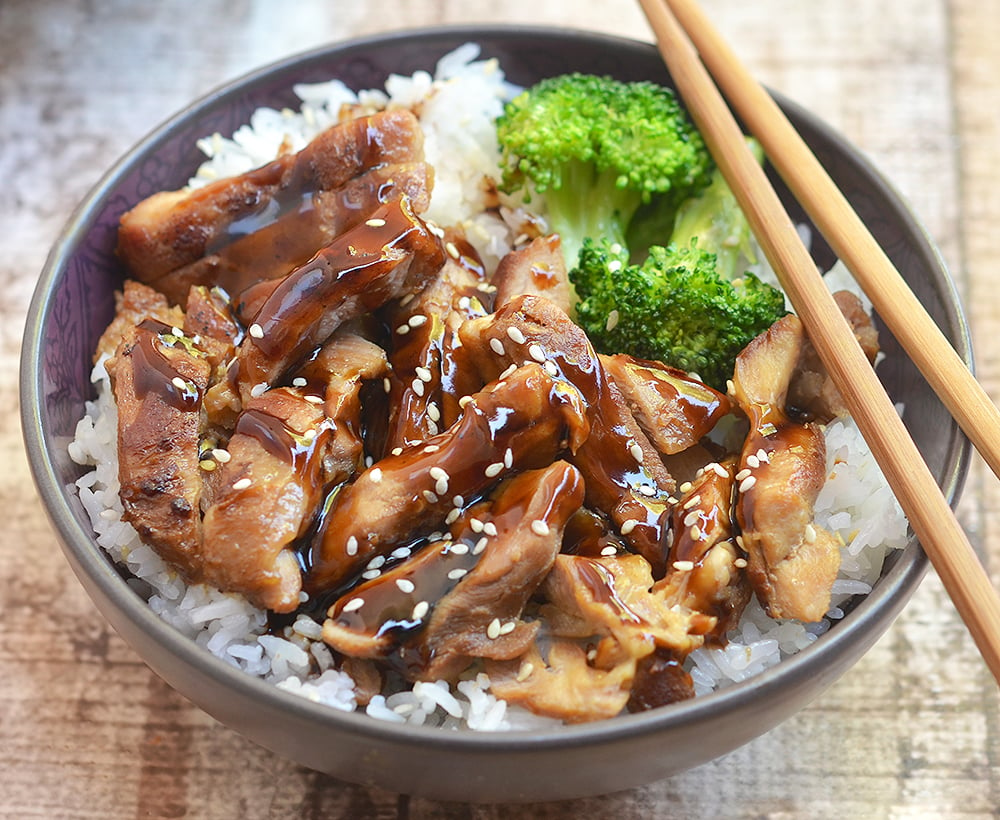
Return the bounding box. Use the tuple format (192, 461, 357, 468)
(2, 0, 996, 817)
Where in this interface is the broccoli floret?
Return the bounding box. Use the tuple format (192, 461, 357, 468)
(571, 239, 786, 390)
(495, 73, 714, 270)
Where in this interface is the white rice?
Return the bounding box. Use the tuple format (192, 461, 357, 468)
(70, 44, 909, 728)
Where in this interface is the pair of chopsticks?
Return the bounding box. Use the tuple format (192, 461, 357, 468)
(638, 0, 1000, 683)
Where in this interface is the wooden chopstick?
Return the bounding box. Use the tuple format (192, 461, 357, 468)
(661, 0, 1000, 484)
(638, 0, 1000, 683)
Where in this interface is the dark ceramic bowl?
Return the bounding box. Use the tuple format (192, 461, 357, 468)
(21, 25, 970, 802)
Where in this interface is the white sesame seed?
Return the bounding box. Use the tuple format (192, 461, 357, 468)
(606, 309, 620, 332)
(436, 477, 449, 496)
(450, 542, 470, 556)
(304, 395, 324, 404)
(365, 217, 387, 227)
(528, 343, 546, 362)
(638, 484, 656, 497)
(489, 337, 506, 356)
(369, 467, 383, 483)
(485, 462, 504, 478)
(170, 376, 187, 391)
(734, 558, 748, 568)
(345, 535, 359, 556)
(415, 366, 432, 383)
(248, 323, 264, 339)
(391, 447, 404, 456)
(620, 519, 637, 535)
(683, 510, 701, 527)
(211, 448, 231, 464)
(543, 361, 559, 377)
(391, 546, 412, 559)
(232, 477, 252, 491)
(736, 468, 752, 481)
(473, 537, 489, 554)
(362, 452, 371, 465)
(747, 455, 760, 469)
(422, 490, 439, 503)
(445, 508, 461, 525)
(673, 560, 695, 572)
(383, 377, 392, 394)
(459, 395, 474, 409)
(396, 324, 410, 335)
(367, 555, 386, 570)
(470, 518, 484, 533)
(170, 326, 185, 338)
(362, 569, 381, 580)
(503, 447, 513, 469)
(445, 241, 460, 259)
(757, 448, 770, 463)
(516, 661, 535, 682)
(499, 621, 517, 635)
(408, 314, 428, 328)
(412, 601, 430, 620)
(726, 379, 736, 395)
(483, 522, 498, 537)
(739, 475, 758, 493)
(711, 462, 729, 478)
(690, 525, 703, 540)
(199, 459, 216, 472)
(292, 377, 308, 387)
(735, 534, 746, 549)
(423, 444, 440, 453)
(629, 443, 644, 462)
(498, 363, 518, 380)
(486, 618, 502, 639)
(453, 495, 465, 508)
(250, 382, 268, 398)
(429, 467, 448, 481)
(804, 523, 817, 544)
(342, 597, 365, 613)
(427, 402, 441, 422)
(679, 481, 693, 493)
(410, 378, 425, 397)
(682, 494, 702, 510)
(396, 578, 415, 594)
(530, 520, 550, 536)
(600, 545, 618, 557)
(448, 568, 468, 580)
(506, 326, 526, 345)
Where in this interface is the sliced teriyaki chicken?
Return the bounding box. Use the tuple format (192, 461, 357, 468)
(233, 196, 445, 404)
(491, 234, 574, 314)
(117, 109, 431, 304)
(654, 456, 750, 642)
(488, 553, 715, 722)
(377, 247, 489, 454)
(458, 294, 677, 574)
(322, 462, 585, 681)
(200, 387, 329, 612)
(291, 329, 388, 485)
(107, 316, 211, 577)
(731, 314, 841, 622)
(95, 279, 185, 362)
(307, 362, 590, 593)
(600, 353, 731, 455)
(787, 290, 880, 422)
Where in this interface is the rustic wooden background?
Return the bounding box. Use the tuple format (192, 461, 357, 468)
(3, 0, 998, 816)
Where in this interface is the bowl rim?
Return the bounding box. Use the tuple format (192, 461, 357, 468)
(20, 22, 971, 753)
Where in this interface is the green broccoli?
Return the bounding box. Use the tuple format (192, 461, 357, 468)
(495, 73, 714, 271)
(571, 238, 786, 390)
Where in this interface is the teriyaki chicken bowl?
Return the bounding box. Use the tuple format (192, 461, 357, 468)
(21, 26, 970, 801)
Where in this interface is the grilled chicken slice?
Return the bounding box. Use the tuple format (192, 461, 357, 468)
(731, 314, 841, 622)
(601, 354, 731, 455)
(322, 462, 584, 681)
(234, 196, 445, 404)
(200, 387, 328, 612)
(307, 362, 590, 593)
(378, 249, 488, 454)
(787, 290, 880, 422)
(118, 109, 429, 303)
(458, 294, 676, 574)
(107, 317, 211, 576)
(492, 234, 574, 314)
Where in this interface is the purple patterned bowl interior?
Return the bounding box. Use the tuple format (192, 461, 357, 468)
(20, 25, 971, 802)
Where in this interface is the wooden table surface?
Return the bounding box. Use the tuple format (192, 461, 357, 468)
(3, 0, 998, 816)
